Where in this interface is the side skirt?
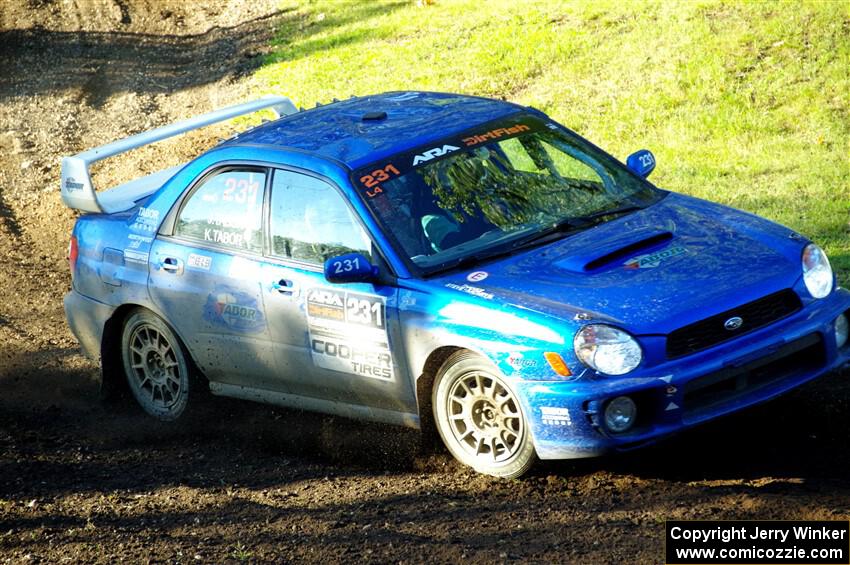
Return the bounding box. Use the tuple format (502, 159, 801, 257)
(209, 382, 421, 430)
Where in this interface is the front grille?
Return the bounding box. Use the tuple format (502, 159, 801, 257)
(666, 289, 802, 359)
(683, 333, 824, 418)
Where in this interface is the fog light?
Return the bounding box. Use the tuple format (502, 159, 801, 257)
(836, 313, 849, 349)
(604, 396, 637, 433)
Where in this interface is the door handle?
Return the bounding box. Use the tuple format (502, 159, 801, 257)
(272, 279, 295, 294)
(160, 257, 183, 274)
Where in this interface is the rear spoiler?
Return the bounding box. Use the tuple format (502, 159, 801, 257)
(60, 95, 297, 214)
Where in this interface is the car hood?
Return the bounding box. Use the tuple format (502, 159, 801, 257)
(432, 193, 805, 335)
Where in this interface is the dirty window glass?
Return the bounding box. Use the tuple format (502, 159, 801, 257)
(354, 115, 662, 275)
(175, 169, 266, 253)
(269, 171, 371, 265)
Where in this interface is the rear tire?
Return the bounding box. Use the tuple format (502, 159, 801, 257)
(120, 309, 190, 421)
(432, 351, 536, 478)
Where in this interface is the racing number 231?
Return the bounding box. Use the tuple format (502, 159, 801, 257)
(346, 296, 384, 329)
(333, 257, 360, 274)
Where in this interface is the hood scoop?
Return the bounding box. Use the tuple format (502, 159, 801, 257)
(554, 228, 674, 273)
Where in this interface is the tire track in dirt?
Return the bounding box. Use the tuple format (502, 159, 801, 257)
(0, 0, 293, 357)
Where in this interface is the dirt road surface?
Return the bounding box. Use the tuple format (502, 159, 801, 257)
(1, 1, 848, 563)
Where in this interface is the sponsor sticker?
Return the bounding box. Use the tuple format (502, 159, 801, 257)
(130, 206, 160, 233)
(445, 283, 494, 300)
(412, 144, 460, 166)
(507, 355, 537, 369)
(123, 249, 149, 264)
(462, 124, 530, 147)
(540, 406, 571, 426)
(623, 246, 687, 269)
(306, 288, 393, 380)
(466, 271, 489, 282)
(64, 177, 84, 192)
(203, 285, 266, 333)
(187, 253, 212, 271)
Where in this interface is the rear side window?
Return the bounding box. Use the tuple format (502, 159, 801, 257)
(175, 169, 266, 253)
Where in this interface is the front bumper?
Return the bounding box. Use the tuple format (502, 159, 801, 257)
(518, 287, 850, 460)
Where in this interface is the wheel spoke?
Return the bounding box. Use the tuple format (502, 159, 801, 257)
(458, 379, 474, 398)
(474, 436, 484, 455)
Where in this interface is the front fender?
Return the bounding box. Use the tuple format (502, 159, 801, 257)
(397, 288, 575, 383)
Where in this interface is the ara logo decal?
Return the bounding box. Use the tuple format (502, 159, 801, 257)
(203, 286, 266, 332)
(466, 270, 489, 282)
(624, 246, 687, 270)
(307, 289, 345, 307)
(412, 144, 460, 166)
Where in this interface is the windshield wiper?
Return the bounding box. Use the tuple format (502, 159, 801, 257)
(426, 205, 647, 275)
(507, 204, 646, 253)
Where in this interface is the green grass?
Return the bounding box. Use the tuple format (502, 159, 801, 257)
(254, 0, 849, 284)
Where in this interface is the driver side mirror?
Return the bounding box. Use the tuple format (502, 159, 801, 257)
(626, 149, 656, 178)
(324, 252, 379, 284)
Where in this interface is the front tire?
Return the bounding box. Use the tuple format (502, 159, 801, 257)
(432, 351, 536, 478)
(120, 309, 190, 421)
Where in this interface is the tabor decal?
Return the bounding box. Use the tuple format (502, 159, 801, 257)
(203, 285, 266, 333)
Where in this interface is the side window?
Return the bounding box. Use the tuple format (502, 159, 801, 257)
(270, 170, 371, 265)
(175, 169, 266, 253)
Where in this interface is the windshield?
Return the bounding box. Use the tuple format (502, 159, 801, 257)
(353, 114, 664, 275)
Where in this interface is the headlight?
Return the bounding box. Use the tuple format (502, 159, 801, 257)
(802, 243, 833, 299)
(574, 325, 642, 375)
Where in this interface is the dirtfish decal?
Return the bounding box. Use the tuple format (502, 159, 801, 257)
(624, 246, 687, 270)
(203, 286, 266, 332)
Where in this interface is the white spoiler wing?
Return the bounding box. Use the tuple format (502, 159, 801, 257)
(60, 95, 297, 214)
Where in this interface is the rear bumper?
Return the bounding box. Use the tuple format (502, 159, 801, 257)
(519, 287, 850, 460)
(64, 290, 116, 360)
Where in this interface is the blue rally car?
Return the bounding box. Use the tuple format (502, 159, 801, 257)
(62, 92, 850, 478)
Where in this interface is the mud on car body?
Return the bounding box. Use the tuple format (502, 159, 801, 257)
(62, 92, 850, 478)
